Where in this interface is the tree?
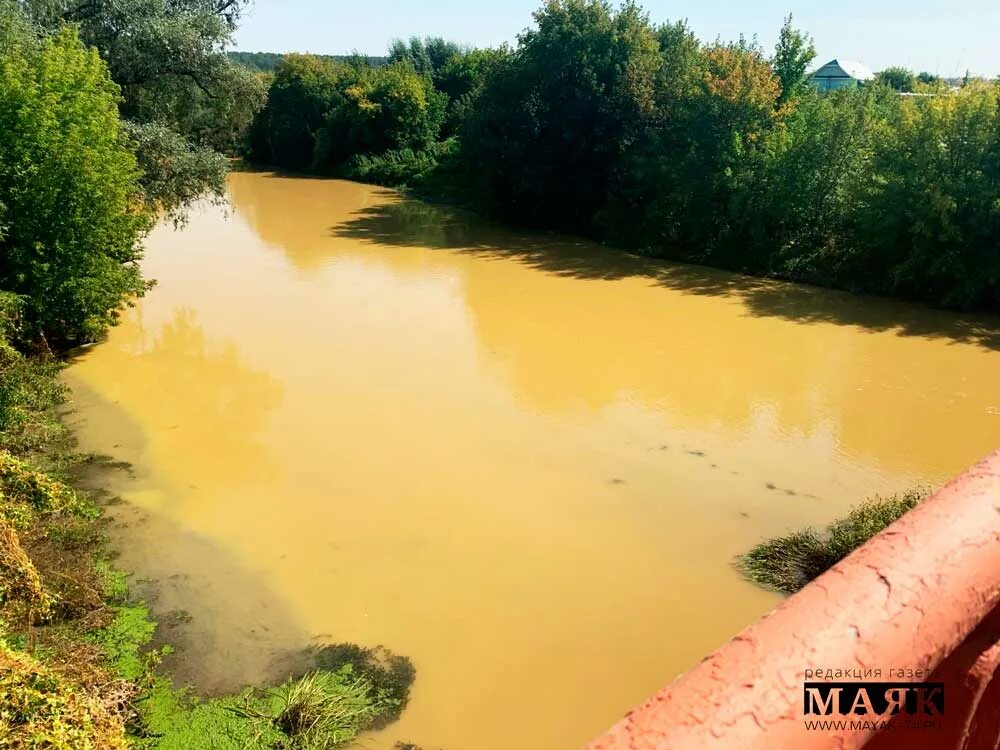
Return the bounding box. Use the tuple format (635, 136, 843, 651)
(0, 8, 152, 343)
(314, 63, 447, 171)
(622, 38, 783, 260)
(388, 36, 462, 80)
(857, 83, 1000, 308)
(772, 14, 815, 104)
(19, 0, 265, 216)
(917, 71, 941, 85)
(877, 66, 917, 92)
(435, 47, 507, 135)
(245, 56, 446, 176)
(460, 0, 662, 230)
(736, 86, 890, 277)
(244, 54, 349, 169)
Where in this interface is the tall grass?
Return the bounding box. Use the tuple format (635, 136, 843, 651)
(737, 489, 926, 594)
(272, 670, 379, 747)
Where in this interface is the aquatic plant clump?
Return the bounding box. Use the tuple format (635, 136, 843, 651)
(737, 489, 926, 594)
(311, 642, 416, 725)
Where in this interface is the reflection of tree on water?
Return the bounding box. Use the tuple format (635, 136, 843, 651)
(332, 194, 1000, 351)
(94, 306, 284, 494)
(226, 170, 397, 272)
(330, 196, 1000, 480)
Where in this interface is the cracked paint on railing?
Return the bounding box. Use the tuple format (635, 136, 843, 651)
(585, 449, 1000, 750)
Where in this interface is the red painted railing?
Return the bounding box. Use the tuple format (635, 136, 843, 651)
(585, 449, 1000, 750)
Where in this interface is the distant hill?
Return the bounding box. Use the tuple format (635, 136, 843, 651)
(228, 51, 388, 72)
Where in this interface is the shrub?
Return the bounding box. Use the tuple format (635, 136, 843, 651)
(737, 489, 926, 594)
(345, 140, 457, 187)
(0, 296, 65, 453)
(314, 62, 446, 173)
(0, 643, 127, 749)
(0, 514, 49, 620)
(0, 452, 82, 525)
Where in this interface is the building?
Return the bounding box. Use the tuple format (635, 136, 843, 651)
(810, 59, 876, 92)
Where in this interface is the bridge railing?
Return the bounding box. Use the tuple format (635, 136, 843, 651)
(585, 449, 1000, 750)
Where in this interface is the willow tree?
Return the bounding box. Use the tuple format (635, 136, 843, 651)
(19, 0, 265, 218)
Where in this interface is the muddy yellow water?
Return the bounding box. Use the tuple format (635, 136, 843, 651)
(64, 171, 1000, 750)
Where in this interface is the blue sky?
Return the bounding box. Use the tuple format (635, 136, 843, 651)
(233, 1, 999, 77)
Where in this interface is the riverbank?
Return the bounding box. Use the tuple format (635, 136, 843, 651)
(0, 306, 137, 747)
(0, 306, 416, 748)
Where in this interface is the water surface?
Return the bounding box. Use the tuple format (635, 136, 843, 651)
(64, 172, 1000, 750)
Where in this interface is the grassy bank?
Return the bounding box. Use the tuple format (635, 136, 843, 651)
(736, 489, 926, 594)
(0, 297, 415, 749)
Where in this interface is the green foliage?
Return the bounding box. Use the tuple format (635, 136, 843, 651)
(0, 12, 152, 344)
(732, 85, 888, 275)
(877, 65, 917, 92)
(311, 642, 416, 725)
(736, 528, 834, 595)
(248, 55, 447, 176)
(461, 0, 663, 231)
(93, 562, 128, 604)
(388, 36, 463, 79)
(265, 669, 379, 748)
(87, 604, 157, 681)
(0, 296, 65, 454)
(22, 0, 265, 211)
(345, 145, 444, 187)
(246, 54, 352, 169)
(738, 489, 926, 594)
(0, 513, 49, 618)
(435, 48, 506, 135)
(314, 63, 446, 172)
(124, 121, 228, 223)
(772, 14, 815, 104)
(0, 644, 127, 749)
(0, 451, 85, 527)
(228, 51, 388, 73)
(606, 34, 781, 255)
(141, 663, 404, 750)
(243, 2, 1000, 313)
(138, 677, 286, 750)
(857, 83, 1000, 308)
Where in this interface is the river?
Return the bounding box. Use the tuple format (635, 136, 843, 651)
(62, 171, 1000, 750)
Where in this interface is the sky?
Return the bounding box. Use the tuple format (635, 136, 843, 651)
(233, 0, 1000, 78)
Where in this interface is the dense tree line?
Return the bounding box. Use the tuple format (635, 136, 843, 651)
(228, 50, 388, 72)
(245, 0, 1000, 313)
